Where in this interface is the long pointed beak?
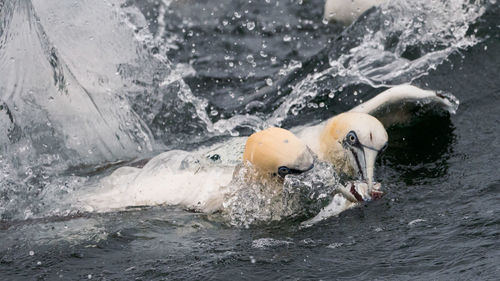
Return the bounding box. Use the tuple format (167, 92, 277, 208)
(361, 148, 378, 192)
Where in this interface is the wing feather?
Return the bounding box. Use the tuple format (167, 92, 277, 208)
(349, 85, 459, 127)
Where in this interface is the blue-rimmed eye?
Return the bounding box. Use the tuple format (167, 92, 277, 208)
(346, 131, 358, 145)
(278, 166, 290, 178)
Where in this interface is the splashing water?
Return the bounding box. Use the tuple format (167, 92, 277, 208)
(0, 0, 489, 221)
(209, 0, 485, 128)
(222, 161, 338, 227)
(0, 0, 214, 220)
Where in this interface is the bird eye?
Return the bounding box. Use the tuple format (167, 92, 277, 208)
(277, 166, 291, 178)
(346, 131, 358, 145)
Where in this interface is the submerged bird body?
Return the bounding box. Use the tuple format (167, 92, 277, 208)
(81, 128, 315, 214)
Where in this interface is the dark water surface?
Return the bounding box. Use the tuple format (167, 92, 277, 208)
(1, 0, 499, 280)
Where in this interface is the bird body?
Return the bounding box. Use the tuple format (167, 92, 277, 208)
(81, 128, 314, 214)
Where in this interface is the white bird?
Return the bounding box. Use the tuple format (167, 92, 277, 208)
(80, 84, 457, 223)
(80, 127, 315, 215)
(296, 84, 457, 224)
(294, 84, 456, 195)
(323, 0, 386, 25)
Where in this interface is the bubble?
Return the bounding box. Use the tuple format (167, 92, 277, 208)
(283, 35, 292, 42)
(265, 78, 273, 86)
(29, 251, 35, 256)
(247, 21, 255, 31)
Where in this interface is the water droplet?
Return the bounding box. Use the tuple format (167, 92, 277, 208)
(283, 35, 292, 42)
(222, 20, 229, 26)
(210, 110, 219, 116)
(246, 54, 254, 63)
(247, 21, 255, 30)
(259, 51, 268, 58)
(29, 251, 34, 256)
(265, 78, 273, 86)
(234, 12, 241, 18)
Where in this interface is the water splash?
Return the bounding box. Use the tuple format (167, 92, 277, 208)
(0, 0, 489, 221)
(222, 161, 338, 227)
(0, 0, 159, 167)
(194, 0, 486, 129)
(119, 1, 219, 140)
(266, 0, 485, 125)
(0, 0, 208, 220)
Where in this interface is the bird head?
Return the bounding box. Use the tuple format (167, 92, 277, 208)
(243, 127, 314, 180)
(319, 112, 388, 195)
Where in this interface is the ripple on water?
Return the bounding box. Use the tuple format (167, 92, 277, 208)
(251, 238, 293, 249)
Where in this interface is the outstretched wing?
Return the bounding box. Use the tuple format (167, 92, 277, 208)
(349, 85, 459, 128)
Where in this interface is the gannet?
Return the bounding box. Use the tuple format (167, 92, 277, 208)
(294, 84, 457, 198)
(295, 84, 457, 225)
(80, 127, 315, 214)
(323, 0, 386, 25)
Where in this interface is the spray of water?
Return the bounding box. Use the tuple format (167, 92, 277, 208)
(0, 0, 489, 221)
